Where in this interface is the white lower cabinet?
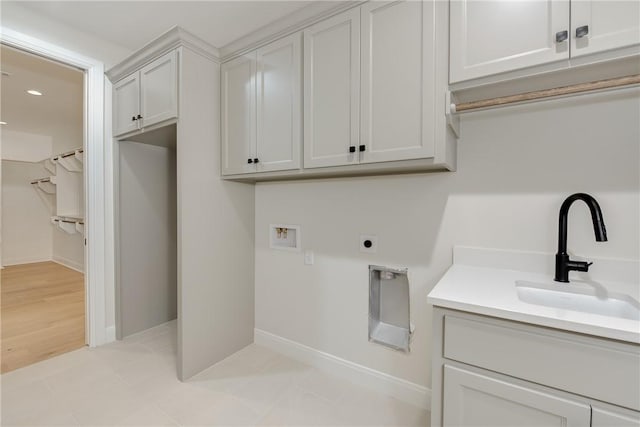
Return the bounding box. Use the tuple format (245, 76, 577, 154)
(592, 406, 640, 427)
(443, 365, 591, 427)
(431, 308, 640, 427)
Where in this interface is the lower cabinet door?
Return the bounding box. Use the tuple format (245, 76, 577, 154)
(443, 365, 591, 427)
(592, 406, 640, 427)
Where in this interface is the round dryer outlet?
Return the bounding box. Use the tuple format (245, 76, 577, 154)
(360, 234, 378, 253)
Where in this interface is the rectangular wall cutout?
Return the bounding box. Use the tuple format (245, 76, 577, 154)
(270, 224, 301, 252)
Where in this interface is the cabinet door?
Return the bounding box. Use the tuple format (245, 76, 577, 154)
(255, 33, 301, 172)
(303, 8, 360, 169)
(221, 53, 257, 175)
(592, 406, 640, 427)
(113, 73, 140, 137)
(443, 365, 591, 427)
(571, 1, 640, 58)
(360, 0, 435, 164)
(139, 50, 178, 129)
(449, 0, 570, 83)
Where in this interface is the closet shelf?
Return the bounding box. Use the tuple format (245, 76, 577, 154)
(31, 176, 57, 194)
(51, 216, 85, 235)
(52, 148, 83, 172)
(43, 158, 56, 174)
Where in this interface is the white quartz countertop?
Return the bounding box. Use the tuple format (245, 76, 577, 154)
(427, 247, 640, 344)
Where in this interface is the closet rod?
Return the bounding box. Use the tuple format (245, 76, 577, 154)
(30, 178, 51, 184)
(53, 218, 84, 225)
(53, 148, 83, 161)
(451, 74, 640, 113)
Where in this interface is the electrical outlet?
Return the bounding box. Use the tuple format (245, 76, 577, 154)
(360, 234, 378, 253)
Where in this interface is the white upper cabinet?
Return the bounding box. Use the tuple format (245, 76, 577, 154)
(140, 51, 178, 129)
(113, 50, 178, 137)
(222, 0, 456, 179)
(360, 0, 436, 163)
(450, 0, 570, 84)
(221, 33, 302, 176)
(113, 73, 140, 136)
(221, 53, 256, 176)
(303, 8, 360, 169)
(571, 1, 640, 58)
(256, 33, 301, 173)
(450, 0, 640, 84)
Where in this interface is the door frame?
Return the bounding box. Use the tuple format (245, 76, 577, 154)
(1, 27, 110, 347)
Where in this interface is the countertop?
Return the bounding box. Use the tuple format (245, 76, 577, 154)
(427, 247, 640, 344)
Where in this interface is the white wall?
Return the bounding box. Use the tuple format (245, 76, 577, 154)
(1, 160, 54, 265)
(0, 2, 131, 69)
(50, 103, 85, 273)
(255, 88, 640, 390)
(1, 130, 53, 162)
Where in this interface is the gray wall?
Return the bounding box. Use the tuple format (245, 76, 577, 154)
(254, 87, 640, 388)
(177, 47, 255, 380)
(118, 139, 177, 338)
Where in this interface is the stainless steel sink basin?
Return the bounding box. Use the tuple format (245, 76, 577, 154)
(515, 280, 640, 321)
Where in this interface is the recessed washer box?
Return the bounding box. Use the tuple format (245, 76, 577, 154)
(269, 224, 301, 252)
(369, 265, 412, 352)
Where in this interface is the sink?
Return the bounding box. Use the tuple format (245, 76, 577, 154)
(515, 280, 640, 321)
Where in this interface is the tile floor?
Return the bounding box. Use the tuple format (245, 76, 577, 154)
(1, 321, 429, 426)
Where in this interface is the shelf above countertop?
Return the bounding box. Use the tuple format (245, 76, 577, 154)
(428, 247, 640, 344)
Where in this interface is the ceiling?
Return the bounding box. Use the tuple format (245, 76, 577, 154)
(0, 45, 84, 139)
(1, 2, 319, 145)
(16, 1, 314, 52)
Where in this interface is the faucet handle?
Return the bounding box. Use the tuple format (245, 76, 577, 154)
(567, 260, 592, 272)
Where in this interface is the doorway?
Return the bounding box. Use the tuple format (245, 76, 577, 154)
(0, 45, 86, 372)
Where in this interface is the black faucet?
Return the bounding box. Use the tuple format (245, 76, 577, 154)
(555, 193, 608, 283)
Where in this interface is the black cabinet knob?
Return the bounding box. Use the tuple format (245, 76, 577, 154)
(132, 116, 137, 121)
(254, 158, 259, 164)
(359, 145, 366, 152)
(137, 114, 143, 120)
(576, 25, 589, 38)
(555, 30, 568, 43)
(349, 146, 356, 153)
(247, 159, 253, 164)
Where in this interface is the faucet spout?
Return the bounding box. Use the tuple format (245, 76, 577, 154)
(555, 193, 607, 283)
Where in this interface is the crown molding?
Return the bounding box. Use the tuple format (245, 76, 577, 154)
(219, 1, 364, 63)
(106, 26, 220, 82)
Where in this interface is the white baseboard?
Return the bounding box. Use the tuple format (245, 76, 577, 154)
(2, 256, 52, 267)
(52, 256, 84, 273)
(105, 326, 116, 343)
(254, 329, 431, 410)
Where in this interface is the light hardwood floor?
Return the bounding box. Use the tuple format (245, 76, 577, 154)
(1, 261, 85, 373)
